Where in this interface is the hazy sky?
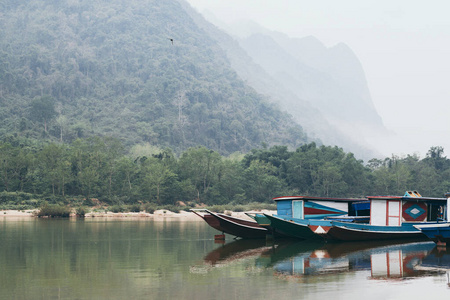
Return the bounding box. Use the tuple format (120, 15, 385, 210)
(187, 0, 450, 158)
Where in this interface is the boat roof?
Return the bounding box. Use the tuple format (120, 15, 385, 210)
(273, 191, 448, 203)
(366, 190, 447, 201)
(272, 196, 367, 202)
(367, 195, 447, 202)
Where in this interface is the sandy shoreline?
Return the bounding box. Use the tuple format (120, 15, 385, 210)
(0, 209, 276, 221)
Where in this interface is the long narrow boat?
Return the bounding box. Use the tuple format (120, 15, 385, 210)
(413, 223, 450, 245)
(190, 209, 268, 239)
(324, 191, 449, 242)
(207, 210, 269, 239)
(262, 214, 329, 240)
(327, 221, 427, 241)
(256, 196, 369, 240)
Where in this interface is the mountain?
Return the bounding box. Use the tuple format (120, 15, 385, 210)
(0, 0, 309, 154)
(247, 32, 384, 133)
(191, 17, 388, 159)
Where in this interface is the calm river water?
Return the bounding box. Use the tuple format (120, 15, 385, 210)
(1, 218, 450, 299)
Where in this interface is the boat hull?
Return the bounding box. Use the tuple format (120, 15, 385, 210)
(263, 214, 325, 240)
(326, 222, 427, 242)
(191, 209, 268, 239)
(414, 223, 450, 245)
(208, 211, 268, 239)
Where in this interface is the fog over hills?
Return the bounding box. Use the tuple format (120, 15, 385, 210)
(194, 13, 389, 159)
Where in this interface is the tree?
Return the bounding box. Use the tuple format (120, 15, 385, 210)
(243, 160, 287, 202)
(317, 162, 345, 197)
(70, 138, 104, 201)
(425, 146, 447, 171)
(37, 143, 71, 196)
(0, 143, 14, 192)
(113, 156, 139, 201)
(101, 137, 125, 201)
(209, 159, 245, 204)
(141, 157, 177, 204)
(178, 147, 222, 202)
(29, 96, 56, 134)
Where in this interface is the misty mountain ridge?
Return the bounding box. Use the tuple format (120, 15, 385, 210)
(197, 15, 388, 159)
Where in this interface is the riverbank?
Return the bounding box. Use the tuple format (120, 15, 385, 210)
(0, 209, 276, 221)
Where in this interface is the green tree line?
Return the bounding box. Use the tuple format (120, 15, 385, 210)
(1, 137, 449, 209)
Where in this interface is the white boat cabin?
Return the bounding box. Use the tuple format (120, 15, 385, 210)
(368, 191, 448, 226)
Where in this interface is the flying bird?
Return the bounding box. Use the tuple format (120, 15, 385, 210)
(168, 38, 173, 45)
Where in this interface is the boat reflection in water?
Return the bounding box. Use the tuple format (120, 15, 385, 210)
(258, 240, 447, 281)
(198, 237, 450, 287)
(191, 239, 274, 275)
(203, 239, 272, 266)
(415, 246, 450, 286)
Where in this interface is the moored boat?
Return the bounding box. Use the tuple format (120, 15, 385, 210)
(327, 221, 426, 241)
(190, 209, 268, 239)
(325, 191, 449, 242)
(262, 214, 325, 240)
(413, 223, 450, 246)
(256, 196, 369, 240)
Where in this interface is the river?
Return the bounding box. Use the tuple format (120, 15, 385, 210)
(1, 218, 449, 299)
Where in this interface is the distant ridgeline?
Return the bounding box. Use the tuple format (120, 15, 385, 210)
(0, 0, 310, 155)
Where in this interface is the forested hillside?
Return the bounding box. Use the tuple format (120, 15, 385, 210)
(0, 0, 308, 154)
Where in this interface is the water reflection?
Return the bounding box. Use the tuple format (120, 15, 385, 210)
(256, 240, 445, 281)
(416, 246, 450, 286)
(202, 238, 450, 285)
(203, 239, 270, 265)
(2, 219, 450, 299)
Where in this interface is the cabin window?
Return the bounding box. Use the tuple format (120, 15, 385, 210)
(292, 200, 304, 219)
(349, 202, 370, 216)
(387, 201, 401, 226)
(427, 203, 444, 221)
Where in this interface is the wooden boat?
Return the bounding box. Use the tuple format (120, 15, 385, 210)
(262, 214, 328, 240)
(256, 196, 369, 240)
(190, 209, 268, 239)
(327, 221, 427, 241)
(272, 196, 369, 220)
(414, 223, 450, 246)
(325, 191, 449, 242)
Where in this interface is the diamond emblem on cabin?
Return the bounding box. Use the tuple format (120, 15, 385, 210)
(405, 204, 425, 219)
(410, 208, 420, 215)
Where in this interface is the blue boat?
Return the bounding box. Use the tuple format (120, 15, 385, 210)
(414, 223, 450, 246)
(255, 196, 369, 240)
(325, 191, 449, 242)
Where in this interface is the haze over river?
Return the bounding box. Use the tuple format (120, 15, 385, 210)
(1, 218, 449, 299)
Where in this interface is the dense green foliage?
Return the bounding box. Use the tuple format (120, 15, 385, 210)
(1, 138, 449, 210)
(0, 0, 308, 155)
(36, 203, 72, 218)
